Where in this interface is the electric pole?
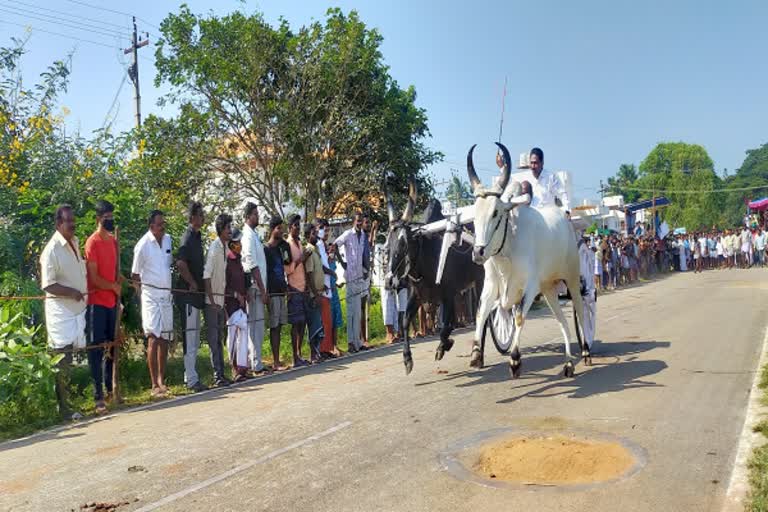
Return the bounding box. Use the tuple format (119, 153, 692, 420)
(124, 16, 149, 128)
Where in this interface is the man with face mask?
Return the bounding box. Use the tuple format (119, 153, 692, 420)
(84, 200, 121, 413)
(41, 204, 88, 419)
(315, 218, 336, 358)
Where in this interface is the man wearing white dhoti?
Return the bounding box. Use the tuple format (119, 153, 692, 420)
(374, 243, 398, 343)
(578, 236, 597, 350)
(132, 210, 174, 397)
(40, 204, 88, 418)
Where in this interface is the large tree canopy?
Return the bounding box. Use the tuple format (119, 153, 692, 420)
(151, 6, 439, 220)
(605, 142, 725, 230)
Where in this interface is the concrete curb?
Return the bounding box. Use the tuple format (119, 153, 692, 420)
(723, 323, 768, 511)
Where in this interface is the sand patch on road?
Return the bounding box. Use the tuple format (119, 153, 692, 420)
(473, 434, 635, 485)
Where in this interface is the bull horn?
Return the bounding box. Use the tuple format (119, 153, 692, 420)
(494, 142, 511, 191)
(466, 144, 482, 191)
(385, 181, 396, 223)
(402, 181, 417, 223)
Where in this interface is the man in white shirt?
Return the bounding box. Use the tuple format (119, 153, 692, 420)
(334, 213, 369, 352)
(500, 147, 570, 214)
(204, 214, 233, 387)
(41, 204, 88, 418)
(132, 210, 173, 397)
(241, 203, 268, 373)
(757, 229, 767, 267)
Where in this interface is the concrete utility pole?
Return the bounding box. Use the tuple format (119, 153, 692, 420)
(124, 16, 149, 128)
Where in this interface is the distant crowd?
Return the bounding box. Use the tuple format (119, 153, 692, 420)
(588, 221, 767, 291)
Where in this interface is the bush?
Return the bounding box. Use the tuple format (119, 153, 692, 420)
(0, 312, 62, 438)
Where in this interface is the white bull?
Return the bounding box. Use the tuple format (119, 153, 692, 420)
(466, 142, 589, 378)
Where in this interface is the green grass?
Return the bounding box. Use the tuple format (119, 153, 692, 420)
(0, 291, 388, 441)
(747, 362, 768, 511)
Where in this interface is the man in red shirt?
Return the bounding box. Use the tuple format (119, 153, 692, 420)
(84, 200, 121, 413)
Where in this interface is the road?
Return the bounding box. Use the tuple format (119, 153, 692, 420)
(1, 270, 766, 512)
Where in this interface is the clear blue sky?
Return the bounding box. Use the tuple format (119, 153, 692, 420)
(4, 0, 767, 204)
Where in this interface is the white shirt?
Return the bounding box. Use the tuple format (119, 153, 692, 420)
(40, 231, 88, 316)
(203, 237, 227, 307)
(132, 231, 173, 301)
(241, 223, 267, 291)
(757, 232, 767, 251)
(503, 168, 570, 211)
(317, 239, 332, 298)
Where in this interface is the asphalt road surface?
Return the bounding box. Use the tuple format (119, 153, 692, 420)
(1, 270, 766, 512)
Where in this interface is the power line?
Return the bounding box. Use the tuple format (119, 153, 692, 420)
(0, 0, 127, 31)
(614, 184, 768, 194)
(0, 20, 122, 50)
(102, 72, 128, 130)
(0, 6, 126, 40)
(62, 0, 160, 31)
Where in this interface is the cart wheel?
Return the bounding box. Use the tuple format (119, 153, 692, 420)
(484, 303, 515, 354)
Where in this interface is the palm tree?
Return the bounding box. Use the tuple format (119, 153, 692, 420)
(446, 174, 473, 207)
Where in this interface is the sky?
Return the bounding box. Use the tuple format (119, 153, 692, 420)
(3, 0, 768, 205)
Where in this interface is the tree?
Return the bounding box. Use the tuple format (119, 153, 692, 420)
(605, 163, 640, 203)
(634, 142, 721, 229)
(445, 173, 473, 207)
(151, 6, 439, 220)
(721, 142, 768, 226)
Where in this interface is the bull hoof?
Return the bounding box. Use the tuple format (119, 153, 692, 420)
(581, 348, 592, 366)
(469, 345, 484, 369)
(404, 351, 414, 375)
(435, 345, 445, 361)
(563, 361, 575, 378)
(509, 358, 522, 379)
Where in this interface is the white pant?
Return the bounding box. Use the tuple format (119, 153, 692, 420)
(141, 292, 173, 339)
(346, 279, 364, 350)
(227, 309, 249, 368)
(582, 291, 596, 349)
(381, 287, 398, 327)
(247, 289, 265, 371)
(182, 304, 202, 387)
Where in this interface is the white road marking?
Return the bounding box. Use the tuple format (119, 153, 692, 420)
(723, 324, 768, 511)
(134, 421, 352, 512)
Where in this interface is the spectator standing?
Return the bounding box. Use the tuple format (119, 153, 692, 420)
(264, 217, 290, 371)
(241, 202, 269, 373)
(328, 243, 344, 355)
(593, 247, 602, 291)
(175, 201, 207, 392)
(84, 200, 121, 413)
(334, 213, 370, 352)
(315, 219, 337, 358)
(758, 228, 767, 267)
(225, 228, 249, 382)
(204, 214, 233, 387)
(285, 214, 309, 367)
(41, 205, 88, 418)
(304, 224, 327, 362)
(131, 210, 173, 397)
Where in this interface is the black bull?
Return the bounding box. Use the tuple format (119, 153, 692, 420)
(386, 198, 484, 374)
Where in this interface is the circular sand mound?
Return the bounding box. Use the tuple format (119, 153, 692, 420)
(473, 434, 636, 485)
